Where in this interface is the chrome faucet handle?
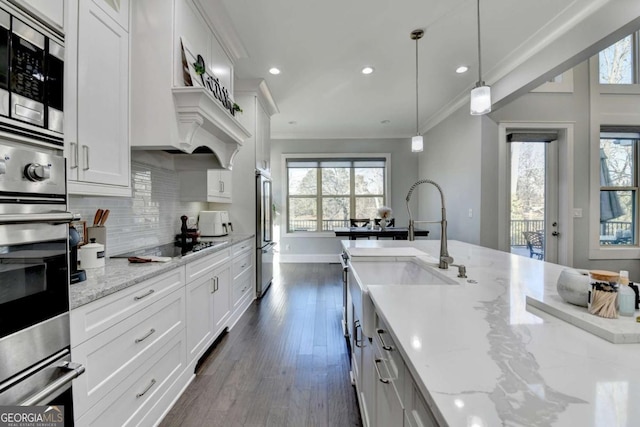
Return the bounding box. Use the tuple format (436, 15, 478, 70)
(439, 255, 453, 269)
(450, 263, 467, 278)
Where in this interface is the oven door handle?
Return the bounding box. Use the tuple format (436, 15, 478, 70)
(0, 212, 78, 224)
(19, 362, 85, 406)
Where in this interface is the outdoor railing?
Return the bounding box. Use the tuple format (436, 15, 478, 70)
(289, 219, 349, 232)
(510, 219, 545, 246)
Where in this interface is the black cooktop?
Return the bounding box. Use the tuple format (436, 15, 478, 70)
(111, 241, 223, 259)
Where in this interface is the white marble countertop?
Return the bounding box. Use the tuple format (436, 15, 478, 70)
(343, 239, 640, 426)
(70, 234, 254, 310)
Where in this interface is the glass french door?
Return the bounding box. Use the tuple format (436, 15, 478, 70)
(508, 138, 559, 263)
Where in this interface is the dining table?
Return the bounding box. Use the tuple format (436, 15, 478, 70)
(333, 226, 429, 240)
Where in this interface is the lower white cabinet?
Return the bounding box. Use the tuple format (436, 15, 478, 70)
(71, 269, 188, 426)
(230, 241, 255, 326)
(351, 308, 440, 427)
(71, 240, 257, 426)
(185, 248, 231, 367)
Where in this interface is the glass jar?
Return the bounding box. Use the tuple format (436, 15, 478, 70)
(588, 270, 619, 318)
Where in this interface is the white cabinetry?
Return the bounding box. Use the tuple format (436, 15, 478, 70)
(350, 307, 440, 427)
(235, 79, 278, 174)
(130, 0, 250, 168)
(185, 248, 231, 366)
(70, 268, 188, 426)
(12, 0, 65, 32)
(65, 0, 130, 196)
(230, 241, 254, 326)
(179, 169, 232, 203)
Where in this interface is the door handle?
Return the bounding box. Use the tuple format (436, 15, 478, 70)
(82, 145, 89, 171)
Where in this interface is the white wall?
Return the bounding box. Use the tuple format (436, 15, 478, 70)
(422, 60, 640, 277)
(271, 138, 420, 262)
(419, 107, 483, 245)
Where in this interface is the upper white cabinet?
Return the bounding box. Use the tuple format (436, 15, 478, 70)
(179, 169, 232, 203)
(235, 79, 278, 174)
(11, 0, 65, 33)
(65, 0, 131, 196)
(130, 0, 250, 169)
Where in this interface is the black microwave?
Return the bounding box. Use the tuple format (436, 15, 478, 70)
(0, 5, 63, 146)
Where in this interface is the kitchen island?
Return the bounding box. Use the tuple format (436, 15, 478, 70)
(342, 239, 640, 426)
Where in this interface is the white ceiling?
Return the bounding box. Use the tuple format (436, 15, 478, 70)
(212, 0, 621, 140)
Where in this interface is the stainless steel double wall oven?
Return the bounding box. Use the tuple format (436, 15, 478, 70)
(0, 132, 81, 422)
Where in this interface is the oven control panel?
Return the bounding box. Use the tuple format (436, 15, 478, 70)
(0, 143, 64, 195)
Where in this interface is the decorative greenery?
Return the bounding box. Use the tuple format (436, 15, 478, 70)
(192, 61, 205, 76)
(233, 103, 243, 113)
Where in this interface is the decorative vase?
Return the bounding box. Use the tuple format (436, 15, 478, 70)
(556, 268, 591, 307)
(379, 218, 387, 230)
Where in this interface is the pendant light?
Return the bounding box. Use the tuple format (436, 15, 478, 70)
(470, 0, 491, 115)
(411, 29, 424, 152)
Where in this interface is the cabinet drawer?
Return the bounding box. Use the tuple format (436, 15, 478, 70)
(76, 331, 185, 427)
(375, 316, 405, 396)
(72, 288, 184, 416)
(185, 249, 230, 282)
(405, 376, 438, 427)
(233, 251, 252, 278)
(233, 268, 253, 307)
(232, 240, 252, 256)
(71, 268, 185, 345)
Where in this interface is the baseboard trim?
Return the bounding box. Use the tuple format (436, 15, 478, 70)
(278, 254, 338, 263)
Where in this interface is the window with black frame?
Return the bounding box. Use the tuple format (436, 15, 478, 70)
(286, 158, 386, 232)
(599, 128, 639, 246)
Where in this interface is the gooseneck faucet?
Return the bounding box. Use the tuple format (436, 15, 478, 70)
(406, 179, 453, 269)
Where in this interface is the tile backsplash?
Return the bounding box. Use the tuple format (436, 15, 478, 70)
(69, 161, 208, 256)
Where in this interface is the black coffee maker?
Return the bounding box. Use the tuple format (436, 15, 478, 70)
(69, 225, 86, 284)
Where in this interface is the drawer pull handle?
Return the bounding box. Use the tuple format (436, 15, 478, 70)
(134, 289, 155, 301)
(135, 328, 156, 343)
(376, 328, 393, 351)
(374, 358, 390, 384)
(354, 320, 363, 348)
(240, 263, 247, 269)
(136, 378, 156, 398)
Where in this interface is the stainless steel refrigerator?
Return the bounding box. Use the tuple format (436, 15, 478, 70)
(256, 171, 276, 297)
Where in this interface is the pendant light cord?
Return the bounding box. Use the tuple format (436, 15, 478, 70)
(415, 35, 419, 135)
(476, 0, 483, 84)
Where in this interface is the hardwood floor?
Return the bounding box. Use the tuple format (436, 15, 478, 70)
(160, 263, 363, 427)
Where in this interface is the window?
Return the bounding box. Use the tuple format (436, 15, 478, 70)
(599, 130, 639, 246)
(599, 32, 639, 84)
(287, 158, 387, 232)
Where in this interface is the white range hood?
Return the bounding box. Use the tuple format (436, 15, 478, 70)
(171, 87, 251, 169)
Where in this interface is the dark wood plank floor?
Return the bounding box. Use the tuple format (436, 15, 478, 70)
(160, 263, 363, 427)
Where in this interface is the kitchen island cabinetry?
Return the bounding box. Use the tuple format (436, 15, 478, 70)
(65, 0, 131, 196)
(70, 268, 188, 426)
(179, 169, 232, 203)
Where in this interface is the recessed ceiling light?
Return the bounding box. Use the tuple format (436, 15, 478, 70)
(269, 67, 281, 75)
(456, 66, 469, 74)
(380, 120, 390, 124)
(361, 66, 374, 75)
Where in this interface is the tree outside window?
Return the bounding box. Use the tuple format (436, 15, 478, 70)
(599, 33, 638, 84)
(287, 159, 386, 232)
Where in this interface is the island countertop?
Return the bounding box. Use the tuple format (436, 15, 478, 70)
(342, 239, 640, 426)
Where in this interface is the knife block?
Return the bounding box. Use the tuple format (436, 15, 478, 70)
(87, 226, 107, 253)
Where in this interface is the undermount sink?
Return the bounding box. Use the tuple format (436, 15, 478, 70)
(348, 258, 458, 337)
